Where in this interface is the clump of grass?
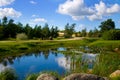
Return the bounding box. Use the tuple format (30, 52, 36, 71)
(0, 68, 18, 80)
(25, 73, 39, 80)
(111, 76, 120, 80)
(25, 71, 61, 80)
(92, 52, 120, 77)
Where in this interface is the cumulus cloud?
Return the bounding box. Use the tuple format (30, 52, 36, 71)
(0, 8, 22, 18)
(30, 0, 37, 4)
(57, 0, 94, 20)
(0, 0, 15, 6)
(57, 0, 120, 21)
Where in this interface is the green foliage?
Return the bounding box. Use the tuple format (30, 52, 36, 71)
(24, 24, 33, 39)
(50, 26, 59, 39)
(111, 76, 120, 80)
(41, 23, 50, 39)
(102, 29, 120, 40)
(81, 28, 87, 37)
(93, 52, 120, 77)
(64, 23, 75, 38)
(0, 26, 4, 39)
(25, 73, 39, 80)
(16, 33, 28, 40)
(99, 19, 115, 33)
(88, 28, 101, 37)
(0, 68, 18, 80)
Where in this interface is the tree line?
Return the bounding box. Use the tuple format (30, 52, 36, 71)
(0, 16, 120, 40)
(0, 17, 58, 40)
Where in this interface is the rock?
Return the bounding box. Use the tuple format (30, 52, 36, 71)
(37, 73, 58, 80)
(114, 48, 119, 52)
(110, 70, 120, 78)
(64, 73, 107, 80)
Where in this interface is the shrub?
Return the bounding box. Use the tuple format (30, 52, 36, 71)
(102, 29, 120, 40)
(0, 68, 18, 80)
(16, 33, 28, 40)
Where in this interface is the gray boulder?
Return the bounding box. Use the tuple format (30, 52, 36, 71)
(64, 73, 107, 80)
(36, 73, 58, 80)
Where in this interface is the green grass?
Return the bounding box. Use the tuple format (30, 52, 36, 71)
(92, 52, 120, 77)
(111, 76, 120, 80)
(25, 71, 61, 80)
(89, 40, 120, 52)
(0, 68, 18, 80)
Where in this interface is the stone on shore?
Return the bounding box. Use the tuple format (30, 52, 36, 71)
(37, 73, 58, 80)
(110, 70, 120, 78)
(64, 73, 107, 80)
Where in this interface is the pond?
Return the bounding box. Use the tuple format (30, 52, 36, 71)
(0, 47, 98, 80)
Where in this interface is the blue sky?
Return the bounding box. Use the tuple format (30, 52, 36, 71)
(0, 0, 120, 31)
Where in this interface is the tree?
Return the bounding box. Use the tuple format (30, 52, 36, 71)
(41, 23, 50, 39)
(50, 26, 59, 39)
(99, 19, 115, 33)
(88, 30, 93, 37)
(24, 24, 33, 39)
(64, 23, 75, 38)
(0, 26, 4, 39)
(33, 25, 42, 38)
(3, 19, 21, 38)
(102, 29, 120, 40)
(81, 28, 87, 37)
(2, 16, 8, 26)
(17, 22, 24, 33)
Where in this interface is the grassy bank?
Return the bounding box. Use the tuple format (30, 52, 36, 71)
(0, 39, 120, 55)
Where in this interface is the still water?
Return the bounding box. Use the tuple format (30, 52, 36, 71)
(0, 47, 98, 80)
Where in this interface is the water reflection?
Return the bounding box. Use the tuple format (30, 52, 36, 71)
(57, 47, 67, 51)
(0, 47, 99, 80)
(56, 57, 70, 70)
(0, 64, 11, 72)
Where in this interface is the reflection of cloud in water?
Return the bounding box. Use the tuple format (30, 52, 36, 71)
(82, 53, 98, 62)
(56, 57, 70, 70)
(0, 64, 11, 73)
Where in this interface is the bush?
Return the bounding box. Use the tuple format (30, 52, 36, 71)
(16, 33, 28, 40)
(102, 29, 120, 40)
(0, 68, 18, 80)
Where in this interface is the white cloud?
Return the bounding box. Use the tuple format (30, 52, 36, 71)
(87, 14, 102, 21)
(31, 18, 47, 23)
(57, 0, 120, 21)
(30, 0, 37, 4)
(0, 0, 15, 6)
(31, 14, 39, 18)
(32, 15, 37, 17)
(0, 8, 22, 18)
(57, 0, 94, 20)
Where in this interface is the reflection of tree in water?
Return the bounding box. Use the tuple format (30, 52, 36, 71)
(42, 50, 49, 59)
(0, 50, 59, 66)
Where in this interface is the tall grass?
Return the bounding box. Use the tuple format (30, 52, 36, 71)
(92, 52, 120, 77)
(0, 68, 18, 80)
